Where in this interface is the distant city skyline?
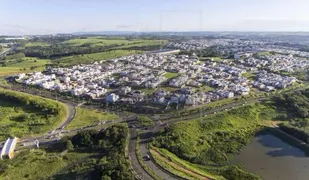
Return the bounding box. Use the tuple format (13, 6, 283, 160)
(1, 0, 309, 35)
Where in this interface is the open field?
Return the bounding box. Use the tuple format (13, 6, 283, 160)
(0, 124, 131, 180)
(0, 57, 50, 75)
(25, 42, 50, 47)
(66, 107, 119, 130)
(152, 103, 280, 179)
(54, 50, 142, 65)
(0, 88, 68, 141)
(7, 57, 50, 68)
(0, 67, 22, 75)
(62, 36, 141, 46)
(0, 148, 94, 180)
(163, 72, 179, 79)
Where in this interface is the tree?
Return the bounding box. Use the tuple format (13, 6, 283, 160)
(66, 140, 74, 151)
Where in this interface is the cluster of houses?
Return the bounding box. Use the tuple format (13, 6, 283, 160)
(254, 71, 297, 91)
(236, 53, 309, 73)
(16, 49, 302, 107)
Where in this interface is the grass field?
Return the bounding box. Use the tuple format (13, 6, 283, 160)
(0, 88, 68, 141)
(150, 147, 224, 180)
(0, 67, 22, 75)
(152, 103, 278, 179)
(163, 72, 179, 79)
(66, 107, 119, 130)
(0, 146, 97, 179)
(7, 58, 50, 68)
(25, 42, 50, 47)
(54, 50, 141, 65)
(0, 57, 50, 75)
(62, 36, 141, 46)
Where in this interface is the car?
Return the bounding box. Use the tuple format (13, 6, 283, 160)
(204, 115, 207, 117)
(144, 155, 151, 160)
(225, 109, 228, 111)
(214, 112, 217, 114)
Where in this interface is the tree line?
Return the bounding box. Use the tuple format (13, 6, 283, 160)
(59, 124, 134, 180)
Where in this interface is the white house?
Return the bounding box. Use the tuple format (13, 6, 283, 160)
(106, 93, 119, 103)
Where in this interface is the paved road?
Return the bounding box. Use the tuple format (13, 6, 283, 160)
(128, 129, 153, 180)
(139, 138, 179, 180)
(1, 83, 307, 180)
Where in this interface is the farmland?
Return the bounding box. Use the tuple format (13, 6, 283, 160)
(62, 36, 142, 47)
(54, 50, 142, 66)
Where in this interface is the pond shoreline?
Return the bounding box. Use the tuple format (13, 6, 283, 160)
(234, 127, 309, 180)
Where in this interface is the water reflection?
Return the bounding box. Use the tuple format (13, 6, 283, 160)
(234, 134, 309, 180)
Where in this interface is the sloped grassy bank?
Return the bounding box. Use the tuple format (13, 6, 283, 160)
(151, 102, 283, 180)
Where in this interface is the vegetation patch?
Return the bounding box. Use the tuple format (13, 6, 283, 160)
(0, 88, 68, 140)
(152, 103, 278, 179)
(137, 115, 154, 127)
(0, 125, 133, 180)
(163, 72, 179, 79)
(66, 107, 119, 130)
(54, 50, 141, 66)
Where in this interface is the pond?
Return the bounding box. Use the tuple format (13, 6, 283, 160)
(233, 133, 309, 180)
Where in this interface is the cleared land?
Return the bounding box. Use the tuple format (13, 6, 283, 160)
(0, 88, 68, 141)
(66, 107, 119, 130)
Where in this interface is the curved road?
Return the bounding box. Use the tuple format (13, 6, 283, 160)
(1, 83, 307, 180)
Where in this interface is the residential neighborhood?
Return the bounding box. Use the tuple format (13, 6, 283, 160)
(15, 47, 306, 108)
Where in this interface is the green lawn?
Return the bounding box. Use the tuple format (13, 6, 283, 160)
(0, 88, 68, 141)
(66, 107, 119, 130)
(163, 72, 179, 79)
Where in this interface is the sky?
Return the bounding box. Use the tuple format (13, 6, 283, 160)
(1, 0, 309, 35)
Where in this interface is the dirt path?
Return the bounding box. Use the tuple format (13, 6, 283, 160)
(150, 149, 210, 180)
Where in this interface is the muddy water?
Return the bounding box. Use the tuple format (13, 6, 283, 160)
(233, 134, 309, 180)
